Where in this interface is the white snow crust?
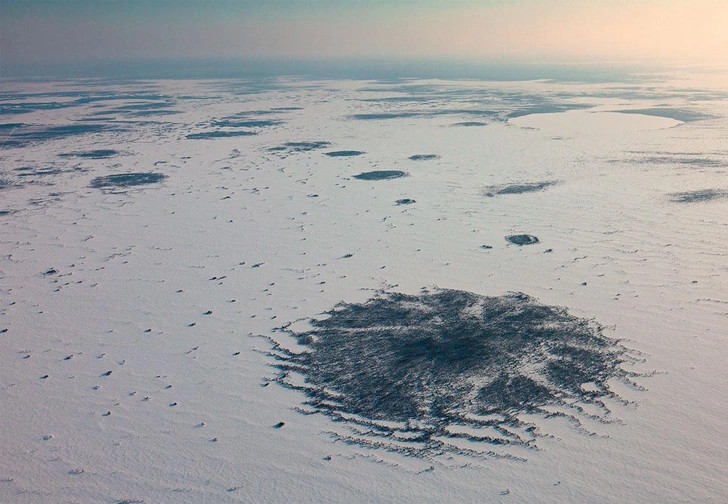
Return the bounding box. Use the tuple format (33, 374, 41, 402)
(1, 73, 727, 503)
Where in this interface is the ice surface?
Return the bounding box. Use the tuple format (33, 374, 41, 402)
(0, 71, 727, 503)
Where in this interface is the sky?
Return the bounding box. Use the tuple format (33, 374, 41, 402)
(1, 0, 727, 72)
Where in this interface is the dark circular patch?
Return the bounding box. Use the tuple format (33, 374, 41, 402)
(267, 289, 642, 459)
(668, 189, 728, 203)
(486, 181, 558, 197)
(90, 172, 167, 188)
(268, 141, 331, 154)
(506, 234, 539, 246)
(452, 121, 488, 127)
(326, 150, 365, 157)
(58, 149, 119, 159)
(353, 170, 408, 181)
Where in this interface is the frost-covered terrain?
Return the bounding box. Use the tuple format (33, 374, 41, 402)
(1, 72, 727, 503)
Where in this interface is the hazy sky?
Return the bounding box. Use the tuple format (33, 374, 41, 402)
(2, 0, 727, 66)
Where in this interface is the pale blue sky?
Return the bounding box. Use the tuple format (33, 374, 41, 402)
(2, 0, 727, 66)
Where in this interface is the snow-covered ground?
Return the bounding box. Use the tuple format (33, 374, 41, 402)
(1, 72, 727, 503)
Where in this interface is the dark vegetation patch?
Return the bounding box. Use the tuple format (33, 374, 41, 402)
(0, 102, 70, 115)
(356, 83, 633, 127)
(268, 141, 332, 154)
(58, 149, 119, 159)
(224, 110, 277, 117)
(283, 141, 331, 151)
(211, 119, 282, 128)
(616, 155, 724, 168)
(176, 94, 223, 100)
(325, 150, 365, 157)
(452, 121, 488, 127)
(668, 189, 728, 203)
(127, 109, 181, 117)
(642, 156, 722, 167)
(506, 234, 540, 246)
(396, 198, 416, 205)
(14, 166, 62, 178)
(0, 92, 175, 116)
(267, 289, 643, 459)
(353, 170, 408, 181)
(614, 108, 712, 122)
(0, 123, 119, 149)
(1, 91, 86, 100)
(90, 172, 167, 189)
(78, 116, 116, 122)
(186, 131, 257, 140)
(72, 93, 170, 105)
(0, 122, 24, 131)
(408, 154, 439, 161)
(485, 181, 558, 197)
(109, 101, 176, 112)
